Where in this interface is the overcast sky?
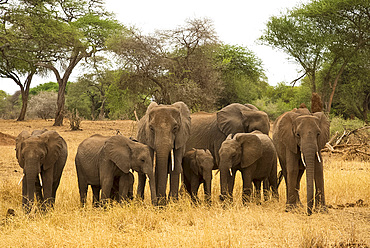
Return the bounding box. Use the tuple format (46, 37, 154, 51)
(0, 0, 306, 94)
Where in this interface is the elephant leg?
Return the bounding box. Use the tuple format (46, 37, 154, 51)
(91, 185, 101, 207)
(183, 176, 192, 195)
(76, 169, 88, 207)
(253, 180, 262, 205)
(137, 172, 146, 201)
(190, 176, 200, 204)
(241, 169, 253, 205)
(286, 153, 300, 210)
(314, 160, 326, 212)
(127, 173, 134, 201)
(169, 150, 182, 201)
(295, 168, 305, 207)
(41, 169, 54, 210)
(262, 179, 270, 201)
(101, 178, 114, 206)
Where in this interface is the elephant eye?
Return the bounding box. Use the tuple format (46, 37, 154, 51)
(172, 125, 178, 133)
(149, 125, 154, 133)
(296, 133, 300, 137)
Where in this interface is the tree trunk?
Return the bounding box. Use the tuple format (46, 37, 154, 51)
(327, 62, 347, 113)
(54, 78, 67, 126)
(17, 72, 34, 121)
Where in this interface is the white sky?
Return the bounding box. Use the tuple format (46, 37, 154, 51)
(0, 0, 306, 94)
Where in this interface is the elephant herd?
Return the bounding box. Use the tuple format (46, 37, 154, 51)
(15, 102, 330, 216)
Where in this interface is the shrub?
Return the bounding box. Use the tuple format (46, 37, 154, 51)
(27, 91, 58, 120)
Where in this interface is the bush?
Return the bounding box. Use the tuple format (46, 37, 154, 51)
(329, 115, 367, 137)
(27, 91, 58, 119)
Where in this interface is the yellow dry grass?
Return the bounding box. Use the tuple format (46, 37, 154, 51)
(0, 119, 369, 247)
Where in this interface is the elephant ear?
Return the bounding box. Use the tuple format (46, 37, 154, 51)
(313, 112, 330, 150)
(137, 102, 158, 149)
(40, 131, 64, 171)
(16, 131, 31, 168)
(234, 133, 262, 168)
(278, 111, 300, 154)
(172, 102, 191, 149)
(244, 103, 259, 111)
(217, 103, 246, 135)
(104, 135, 131, 174)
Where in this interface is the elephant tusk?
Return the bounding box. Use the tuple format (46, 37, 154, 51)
(229, 168, 233, 177)
(301, 153, 306, 167)
(129, 169, 133, 174)
(18, 174, 24, 185)
(171, 149, 175, 172)
(39, 173, 43, 187)
(317, 152, 321, 163)
(146, 174, 149, 180)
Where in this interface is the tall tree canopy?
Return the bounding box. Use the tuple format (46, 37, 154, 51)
(1, 0, 122, 125)
(260, 0, 369, 114)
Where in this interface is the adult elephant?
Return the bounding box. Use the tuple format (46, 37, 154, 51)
(75, 134, 156, 206)
(15, 130, 67, 212)
(186, 103, 270, 166)
(136, 102, 191, 205)
(272, 108, 329, 215)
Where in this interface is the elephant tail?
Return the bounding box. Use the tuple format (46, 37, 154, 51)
(277, 170, 284, 189)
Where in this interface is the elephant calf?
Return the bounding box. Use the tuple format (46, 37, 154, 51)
(218, 131, 278, 204)
(16, 129, 67, 213)
(75, 134, 156, 206)
(182, 149, 214, 204)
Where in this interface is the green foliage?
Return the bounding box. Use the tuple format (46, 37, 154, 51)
(65, 81, 92, 120)
(254, 82, 312, 120)
(329, 115, 366, 137)
(215, 45, 267, 108)
(29, 82, 59, 95)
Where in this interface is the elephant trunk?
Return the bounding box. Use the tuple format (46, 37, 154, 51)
(25, 170, 38, 211)
(155, 147, 171, 205)
(302, 148, 316, 216)
(203, 173, 212, 203)
(219, 161, 231, 201)
(147, 172, 157, 205)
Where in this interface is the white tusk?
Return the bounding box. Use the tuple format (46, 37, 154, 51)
(317, 152, 321, 163)
(301, 153, 306, 167)
(171, 149, 175, 172)
(129, 169, 133, 174)
(146, 174, 149, 180)
(18, 174, 24, 185)
(39, 173, 43, 187)
(229, 168, 233, 177)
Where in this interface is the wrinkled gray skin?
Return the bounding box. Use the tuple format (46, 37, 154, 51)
(182, 149, 214, 204)
(272, 108, 330, 215)
(75, 134, 156, 206)
(137, 102, 191, 205)
(186, 103, 270, 167)
(218, 131, 278, 204)
(16, 129, 67, 213)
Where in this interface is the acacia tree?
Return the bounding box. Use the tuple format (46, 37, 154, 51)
(108, 18, 223, 111)
(260, 0, 369, 113)
(0, 1, 43, 120)
(297, 0, 369, 113)
(27, 0, 123, 126)
(259, 12, 327, 93)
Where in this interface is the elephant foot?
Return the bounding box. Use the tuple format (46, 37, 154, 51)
(285, 203, 305, 214)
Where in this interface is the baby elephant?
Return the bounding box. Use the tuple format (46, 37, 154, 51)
(182, 149, 214, 204)
(219, 131, 278, 204)
(75, 134, 156, 206)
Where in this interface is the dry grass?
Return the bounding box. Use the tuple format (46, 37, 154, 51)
(0, 119, 369, 247)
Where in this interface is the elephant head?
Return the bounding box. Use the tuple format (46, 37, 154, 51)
(217, 103, 270, 136)
(188, 149, 214, 201)
(277, 111, 329, 214)
(102, 135, 157, 205)
(137, 101, 191, 203)
(218, 133, 262, 197)
(16, 130, 65, 210)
